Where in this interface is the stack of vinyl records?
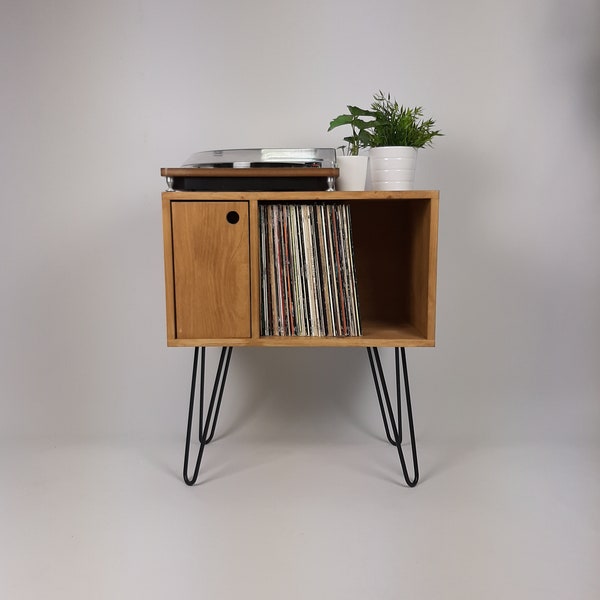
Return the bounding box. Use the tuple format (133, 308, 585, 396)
(259, 203, 361, 336)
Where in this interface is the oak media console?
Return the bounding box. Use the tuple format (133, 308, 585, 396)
(161, 189, 439, 486)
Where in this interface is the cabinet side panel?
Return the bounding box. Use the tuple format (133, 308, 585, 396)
(408, 201, 431, 339)
(162, 197, 176, 341)
(171, 202, 251, 339)
(408, 197, 438, 341)
(426, 195, 439, 340)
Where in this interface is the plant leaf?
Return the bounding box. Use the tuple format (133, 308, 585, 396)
(328, 114, 355, 130)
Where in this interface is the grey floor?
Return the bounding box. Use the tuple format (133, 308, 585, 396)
(2, 427, 599, 599)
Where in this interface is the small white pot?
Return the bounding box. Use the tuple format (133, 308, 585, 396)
(335, 155, 369, 191)
(368, 146, 418, 190)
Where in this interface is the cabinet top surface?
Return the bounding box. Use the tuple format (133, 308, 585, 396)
(162, 190, 439, 201)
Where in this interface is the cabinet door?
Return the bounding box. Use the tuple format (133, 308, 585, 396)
(171, 201, 250, 339)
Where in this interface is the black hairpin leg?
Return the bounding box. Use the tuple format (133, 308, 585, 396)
(366, 347, 419, 487)
(183, 346, 233, 485)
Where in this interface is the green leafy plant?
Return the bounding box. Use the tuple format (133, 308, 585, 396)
(327, 105, 375, 156)
(367, 91, 443, 148)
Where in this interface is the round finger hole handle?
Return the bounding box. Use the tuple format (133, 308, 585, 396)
(226, 211, 240, 224)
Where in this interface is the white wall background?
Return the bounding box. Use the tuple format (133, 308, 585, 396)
(1, 0, 599, 446)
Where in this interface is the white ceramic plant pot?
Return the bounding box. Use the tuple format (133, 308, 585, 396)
(368, 146, 418, 190)
(335, 155, 369, 191)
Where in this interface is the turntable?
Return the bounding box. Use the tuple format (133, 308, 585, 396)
(161, 148, 338, 192)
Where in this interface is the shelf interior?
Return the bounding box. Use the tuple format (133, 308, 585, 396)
(350, 198, 434, 341)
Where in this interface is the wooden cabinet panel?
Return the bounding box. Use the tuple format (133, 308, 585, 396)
(171, 201, 250, 339)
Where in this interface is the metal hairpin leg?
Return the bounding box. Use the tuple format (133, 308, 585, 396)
(366, 347, 419, 487)
(183, 346, 233, 485)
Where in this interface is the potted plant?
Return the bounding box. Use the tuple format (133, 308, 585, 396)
(327, 105, 374, 190)
(365, 91, 443, 190)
